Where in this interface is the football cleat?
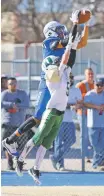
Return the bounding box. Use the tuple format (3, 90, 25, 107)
(28, 167, 41, 185)
(2, 139, 19, 157)
(15, 159, 25, 177)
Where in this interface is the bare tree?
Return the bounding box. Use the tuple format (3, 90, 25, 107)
(1, 0, 23, 12)
(26, 0, 104, 39)
(1, 0, 104, 43)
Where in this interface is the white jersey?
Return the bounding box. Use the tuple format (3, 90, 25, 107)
(43, 63, 71, 111)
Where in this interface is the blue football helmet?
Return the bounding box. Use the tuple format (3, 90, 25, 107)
(43, 21, 67, 39)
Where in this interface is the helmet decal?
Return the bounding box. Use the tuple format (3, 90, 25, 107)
(42, 55, 60, 71)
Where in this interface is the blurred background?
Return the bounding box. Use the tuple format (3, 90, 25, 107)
(1, 0, 104, 105)
(1, 0, 104, 172)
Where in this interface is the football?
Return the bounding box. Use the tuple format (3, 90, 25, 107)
(78, 9, 91, 24)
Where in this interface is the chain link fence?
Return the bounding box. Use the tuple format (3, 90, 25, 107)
(1, 38, 104, 75)
(1, 59, 104, 107)
(1, 39, 104, 172)
(2, 104, 103, 172)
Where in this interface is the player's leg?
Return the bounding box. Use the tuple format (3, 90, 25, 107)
(89, 128, 104, 168)
(50, 122, 64, 170)
(51, 121, 75, 170)
(34, 82, 51, 121)
(1, 116, 38, 157)
(28, 145, 46, 185)
(1, 125, 15, 170)
(32, 111, 63, 170)
(28, 111, 63, 183)
(14, 85, 50, 140)
(2, 86, 50, 156)
(42, 112, 63, 152)
(15, 109, 56, 176)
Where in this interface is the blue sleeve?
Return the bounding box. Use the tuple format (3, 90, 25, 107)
(1, 91, 14, 109)
(42, 37, 62, 59)
(16, 91, 29, 109)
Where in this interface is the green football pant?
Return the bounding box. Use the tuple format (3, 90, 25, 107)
(32, 109, 64, 149)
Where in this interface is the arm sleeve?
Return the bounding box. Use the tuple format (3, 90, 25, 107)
(61, 24, 77, 46)
(77, 26, 89, 49)
(67, 49, 76, 68)
(59, 48, 76, 76)
(1, 91, 14, 109)
(70, 24, 77, 42)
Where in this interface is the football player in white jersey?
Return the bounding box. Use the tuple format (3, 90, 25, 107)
(2, 32, 81, 184)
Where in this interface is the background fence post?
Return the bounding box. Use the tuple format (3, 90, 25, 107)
(81, 108, 85, 172)
(27, 58, 31, 100)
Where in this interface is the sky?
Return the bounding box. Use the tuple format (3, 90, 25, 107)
(18, 0, 72, 13)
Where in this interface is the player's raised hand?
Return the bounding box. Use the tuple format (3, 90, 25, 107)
(70, 10, 80, 23)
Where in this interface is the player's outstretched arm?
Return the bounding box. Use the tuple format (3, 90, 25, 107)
(59, 33, 81, 76)
(60, 34, 73, 66)
(77, 25, 88, 49)
(67, 33, 81, 69)
(60, 32, 81, 67)
(77, 13, 92, 50)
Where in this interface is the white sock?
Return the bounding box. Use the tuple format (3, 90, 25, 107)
(34, 145, 47, 170)
(19, 139, 34, 162)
